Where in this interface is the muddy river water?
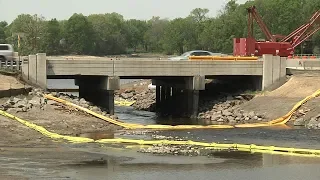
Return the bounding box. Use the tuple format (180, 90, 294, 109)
(1, 80, 319, 180)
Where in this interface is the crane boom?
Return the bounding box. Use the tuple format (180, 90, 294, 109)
(281, 11, 320, 43)
(291, 12, 320, 48)
(247, 6, 275, 42)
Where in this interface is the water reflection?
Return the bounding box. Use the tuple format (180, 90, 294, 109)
(58, 147, 320, 180)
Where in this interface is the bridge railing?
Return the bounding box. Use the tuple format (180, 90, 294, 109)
(0, 52, 23, 71)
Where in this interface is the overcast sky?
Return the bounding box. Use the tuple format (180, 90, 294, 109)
(0, 0, 247, 23)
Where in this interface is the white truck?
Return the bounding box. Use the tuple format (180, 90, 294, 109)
(0, 44, 14, 67)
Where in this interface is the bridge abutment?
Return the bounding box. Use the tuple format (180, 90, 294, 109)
(75, 76, 120, 115)
(261, 54, 287, 90)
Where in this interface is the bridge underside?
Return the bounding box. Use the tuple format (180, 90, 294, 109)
(47, 75, 262, 117)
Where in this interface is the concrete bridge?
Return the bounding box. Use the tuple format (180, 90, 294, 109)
(20, 54, 287, 117)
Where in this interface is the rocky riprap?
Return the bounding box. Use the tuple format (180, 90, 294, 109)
(51, 92, 119, 120)
(0, 88, 49, 113)
(0, 88, 119, 120)
(138, 145, 201, 156)
(115, 89, 156, 111)
(138, 144, 239, 156)
(197, 95, 266, 124)
(289, 105, 320, 129)
(116, 89, 266, 123)
(293, 113, 320, 129)
(305, 115, 320, 129)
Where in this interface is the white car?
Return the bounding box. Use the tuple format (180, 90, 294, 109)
(0, 44, 14, 63)
(168, 50, 223, 60)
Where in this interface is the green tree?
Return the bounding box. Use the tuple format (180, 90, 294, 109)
(9, 14, 46, 55)
(0, 21, 7, 43)
(188, 8, 210, 50)
(42, 18, 62, 55)
(162, 18, 197, 54)
(88, 13, 127, 55)
(65, 13, 94, 54)
(189, 8, 209, 23)
(144, 16, 169, 52)
(125, 19, 148, 52)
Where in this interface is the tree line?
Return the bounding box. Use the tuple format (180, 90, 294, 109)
(0, 0, 319, 56)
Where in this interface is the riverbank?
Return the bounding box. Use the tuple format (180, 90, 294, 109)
(0, 88, 122, 148)
(116, 74, 320, 129)
(1, 74, 320, 179)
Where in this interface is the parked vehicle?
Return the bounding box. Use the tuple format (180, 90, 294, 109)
(168, 50, 223, 60)
(0, 44, 14, 65)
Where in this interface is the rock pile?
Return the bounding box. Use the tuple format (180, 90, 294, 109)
(138, 145, 201, 156)
(116, 89, 136, 101)
(198, 95, 266, 123)
(291, 108, 310, 126)
(138, 144, 239, 156)
(289, 106, 320, 129)
(116, 88, 265, 122)
(115, 89, 156, 111)
(0, 88, 48, 113)
(306, 114, 320, 129)
(53, 92, 118, 120)
(0, 88, 118, 120)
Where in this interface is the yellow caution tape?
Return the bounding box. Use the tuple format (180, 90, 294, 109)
(43, 88, 320, 130)
(114, 100, 135, 107)
(0, 109, 320, 157)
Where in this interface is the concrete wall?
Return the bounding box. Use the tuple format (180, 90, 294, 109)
(21, 57, 29, 80)
(262, 54, 287, 90)
(28, 55, 37, 85)
(36, 53, 47, 89)
(21, 53, 47, 89)
(301, 60, 320, 70)
(286, 59, 304, 70)
(47, 60, 114, 76)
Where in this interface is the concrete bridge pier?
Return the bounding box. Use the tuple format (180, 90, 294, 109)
(153, 76, 205, 118)
(75, 76, 120, 115)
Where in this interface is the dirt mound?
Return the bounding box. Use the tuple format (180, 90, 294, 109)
(0, 74, 27, 90)
(263, 75, 320, 98)
(240, 74, 320, 121)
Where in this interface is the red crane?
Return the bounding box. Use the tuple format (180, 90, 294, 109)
(233, 6, 320, 57)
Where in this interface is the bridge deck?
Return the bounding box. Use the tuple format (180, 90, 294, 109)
(47, 59, 263, 77)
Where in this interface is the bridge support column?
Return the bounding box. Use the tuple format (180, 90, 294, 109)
(191, 90, 199, 119)
(75, 76, 120, 115)
(186, 90, 199, 119)
(160, 86, 166, 111)
(156, 85, 161, 111)
(165, 86, 171, 113)
(152, 76, 203, 118)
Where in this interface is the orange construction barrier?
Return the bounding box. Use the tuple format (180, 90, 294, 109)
(189, 56, 259, 61)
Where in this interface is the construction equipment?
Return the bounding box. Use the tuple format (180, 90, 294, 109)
(233, 6, 320, 57)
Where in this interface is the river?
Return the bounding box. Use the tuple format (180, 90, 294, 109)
(43, 79, 320, 180)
